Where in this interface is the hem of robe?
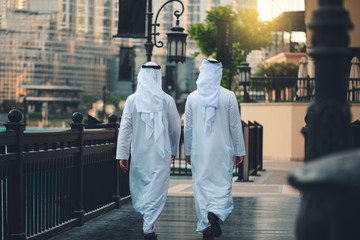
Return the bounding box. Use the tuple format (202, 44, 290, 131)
(195, 206, 232, 233)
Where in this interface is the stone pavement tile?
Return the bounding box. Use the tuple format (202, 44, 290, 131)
(168, 160, 302, 197)
(51, 196, 300, 240)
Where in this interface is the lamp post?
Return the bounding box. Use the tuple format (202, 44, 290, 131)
(145, 0, 188, 63)
(239, 62, 251, 103)
(23, 96, 27, 129)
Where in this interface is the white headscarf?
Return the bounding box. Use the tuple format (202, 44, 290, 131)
(135, 61, 165, 157)
(196, 59, 223, 135)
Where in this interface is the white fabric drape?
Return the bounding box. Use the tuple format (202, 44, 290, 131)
(135, 62, 166, 157)
(184, 87, 246, 232)
(196, 59, 223, 135)
(116, 62, 181, 234)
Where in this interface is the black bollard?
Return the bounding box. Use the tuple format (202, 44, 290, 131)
(289, 149, 360, 239)
(305, 0, 353, 161)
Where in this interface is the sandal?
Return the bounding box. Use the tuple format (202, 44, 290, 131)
(144, 232, 158, 240)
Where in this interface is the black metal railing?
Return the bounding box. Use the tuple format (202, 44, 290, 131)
(0, 110, 130, 240)
(245, 77, 360, 102)
(170, 121, 264, 182)
(1, 109, 264, 239)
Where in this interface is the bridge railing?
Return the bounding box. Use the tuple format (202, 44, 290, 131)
(171, 121, 264, 182)
(0, 110, 130, 240)
(246, 77, 360, 102)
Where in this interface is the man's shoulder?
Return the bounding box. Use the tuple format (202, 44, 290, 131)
(219, 86, 233, 94)
(126, 93, 136, 102)
(219, 86, 235, 98)
(187, 90, 199, 99)
(163, 93, 176, 103)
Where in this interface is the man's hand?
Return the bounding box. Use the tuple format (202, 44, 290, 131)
(235, 156, 244, 168)
(119, 160, 129, 173)
(171, 155, 176, 162)
(186, 156, 191, 165)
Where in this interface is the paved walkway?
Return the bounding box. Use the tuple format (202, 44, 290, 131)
(169, 160, 302, 197)
(51, 161, 303, 240)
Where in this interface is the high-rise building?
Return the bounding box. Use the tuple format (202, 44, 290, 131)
(1, 0, 262, 110)
(0, 0, 120, 113)
(0, 0, 8, 29)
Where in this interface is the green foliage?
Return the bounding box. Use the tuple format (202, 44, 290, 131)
(253, 62, 299, 91)
(188, 23, 217, 57)
(1, 100, 24, 113)
(78, 95, 99, 114)
(78, 93, 126, 117)
(234, 9, 273, 57)
(188, 6, 273, 89)
(255, 62, 299, 77)
(28, 112, 42, 120)
(105, 93, 125, 110)
(188, 6, 272, 59)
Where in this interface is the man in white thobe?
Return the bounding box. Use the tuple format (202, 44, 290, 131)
(116, 62, 181, 240)
(184, 59, 245, 239)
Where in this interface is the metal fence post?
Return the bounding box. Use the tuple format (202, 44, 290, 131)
(107, 114, 121, 208)
(70, 112, 85, 226)
(254, 121, 264, 171)
(4, 110, 26, 240)
(236, 121, 249, 182)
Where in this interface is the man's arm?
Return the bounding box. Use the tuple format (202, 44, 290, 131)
(234, 156, 244, 168)
(116, 98, 133, 171)
(184, 95, 192, 165)
(168, 97, 181, 160)
(119, 160, 129, 172)
(229, 92, 246, 158)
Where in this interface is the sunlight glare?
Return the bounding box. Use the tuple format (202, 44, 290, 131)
(257, 0, 272, 21)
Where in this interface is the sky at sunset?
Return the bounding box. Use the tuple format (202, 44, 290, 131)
(257, 0, 304, 21)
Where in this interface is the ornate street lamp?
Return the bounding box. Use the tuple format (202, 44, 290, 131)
(167, 23, 187, 63)
(145, 0, 188, 63)
(238, 62, 251, 102)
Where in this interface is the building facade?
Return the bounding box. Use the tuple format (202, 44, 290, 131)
(1, 0, 261, 113)
(0, 0, 120, 113)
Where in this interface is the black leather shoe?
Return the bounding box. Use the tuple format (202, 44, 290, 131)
(144, 232, 158, 240)
(208, 212, 221, 237)
(203, 227, 214, 239)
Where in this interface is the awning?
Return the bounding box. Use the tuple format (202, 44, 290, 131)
(271, 11, 306, 32)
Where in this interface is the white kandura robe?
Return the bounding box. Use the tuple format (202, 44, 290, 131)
(184, 87, 246, 232)
(116, 93, 181, 234)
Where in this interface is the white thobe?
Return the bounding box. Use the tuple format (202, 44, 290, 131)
(184, 87, 246, 232)
(116, 93, 181, 234)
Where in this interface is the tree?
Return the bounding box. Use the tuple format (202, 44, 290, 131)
(1, 100, 23, 113)
(78, 95, 99, 115)
(188, 7, 272, 59)
(188, 6, 272, 88)
(254, 62, 299, 102)
(255, 62, 299, 77)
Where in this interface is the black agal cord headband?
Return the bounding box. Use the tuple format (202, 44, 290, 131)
(141, 64, 161, 69)
(207, 59, 220, 64)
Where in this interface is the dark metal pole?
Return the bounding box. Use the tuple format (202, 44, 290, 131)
(306, 0, 353, 161)
(70, 113, 85, 226)
(145, 0, 154, 62)
(131, 47, 136, 93)
(23, 96, 27, 129)
(102, 86, 106, 121)
(227, 18, 233, 90)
